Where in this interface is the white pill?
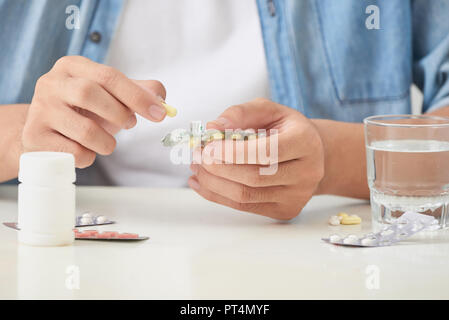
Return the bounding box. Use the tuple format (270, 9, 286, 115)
(343, 235, 359, 245)
(82, 213, 92, 219)
(380, 229, 394, 237)
(361, 238, 378, 246)
(95, 215, 108, 224)
(328, 215, 341, 226)
(80, 217, 93, 225)
(329, 234, 341, 243)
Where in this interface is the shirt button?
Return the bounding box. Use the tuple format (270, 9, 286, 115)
(89, 31, 102, 43)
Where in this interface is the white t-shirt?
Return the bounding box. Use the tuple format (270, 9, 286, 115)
(100, 0, 270, 187)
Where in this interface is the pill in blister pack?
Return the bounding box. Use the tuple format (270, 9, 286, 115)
(3, 211, 149, 242)
(161, 121, 263, 148)
(3, 223, 149, 242)
(75, 212, 114, 227)
(74, 229, 148, 241)
(322, 212, 438, 247)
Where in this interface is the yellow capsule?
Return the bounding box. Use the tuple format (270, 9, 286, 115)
(230, 133, 242, 140)
(161, 101, 177, 117)
(189, 136, 201, 148)
(247, 134, 257, 140)
(337, 212, 348, 218)
(340, 215, 362, 225)
(210, 132, 224, 140)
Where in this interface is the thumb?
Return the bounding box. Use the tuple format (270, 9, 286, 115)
(207, 98, 292, 130)
(132, 79, 167, 100)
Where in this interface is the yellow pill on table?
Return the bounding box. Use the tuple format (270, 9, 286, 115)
(337, 212, 349, 218)
(340, 215, 362, 225)
(162, 101, 177, 117)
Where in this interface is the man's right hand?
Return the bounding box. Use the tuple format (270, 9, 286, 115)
(22, 55, 167, 168)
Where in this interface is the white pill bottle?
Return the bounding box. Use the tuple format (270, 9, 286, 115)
(18, 152, 76, 246)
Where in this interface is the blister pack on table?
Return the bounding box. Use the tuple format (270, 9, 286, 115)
(322, 212, 439, 247)
(3, 212, 149, 242)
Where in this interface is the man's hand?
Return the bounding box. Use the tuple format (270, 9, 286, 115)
(22, 55, 167, 168)
(188, 98, 325, 220)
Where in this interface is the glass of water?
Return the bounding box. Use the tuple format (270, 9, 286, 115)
(364, 115, 449, 229)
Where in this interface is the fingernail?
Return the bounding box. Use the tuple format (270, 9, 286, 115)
(125, 115, 137, 129)
(188, 177, 200, 190)
(190, 164, 199, 175)
(148, 105, 166, 120)
(209, 117, 231, 129)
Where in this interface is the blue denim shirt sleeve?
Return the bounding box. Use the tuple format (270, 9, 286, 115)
(1, 0, 449, 186)
(257, 0, 414, 121)
(412, 0, 449, 113)
(257, 0, 449, 121)
(1, 0, 448, 119)
(0, 0, 122, 185)
(0, 0, 122, 105)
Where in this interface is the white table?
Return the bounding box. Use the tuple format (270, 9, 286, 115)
(1, 185, 448, 299)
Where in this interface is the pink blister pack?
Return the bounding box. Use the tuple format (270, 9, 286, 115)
(74, 229, 148, 241)
(3, 212, 149, 242)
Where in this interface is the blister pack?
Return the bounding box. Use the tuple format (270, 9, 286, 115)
(322, 212, 439, 247)
(74, 229, 148, 241)
(3, 212, 149, 242)
(161, 121, 263, 148)
(75, 212, 114, 227)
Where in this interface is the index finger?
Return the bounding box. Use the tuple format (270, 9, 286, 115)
(53, 56, 167, 122)
(202, 131, 302, 165)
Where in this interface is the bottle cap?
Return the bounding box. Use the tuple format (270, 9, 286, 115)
(18, 152, 76, 186)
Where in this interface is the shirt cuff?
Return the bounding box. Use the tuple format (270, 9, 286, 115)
(426, 96, 449, 114)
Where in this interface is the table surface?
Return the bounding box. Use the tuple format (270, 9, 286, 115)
(1, 185, 449, 299)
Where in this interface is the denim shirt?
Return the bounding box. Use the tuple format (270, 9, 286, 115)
(1, 0, 449, 122)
